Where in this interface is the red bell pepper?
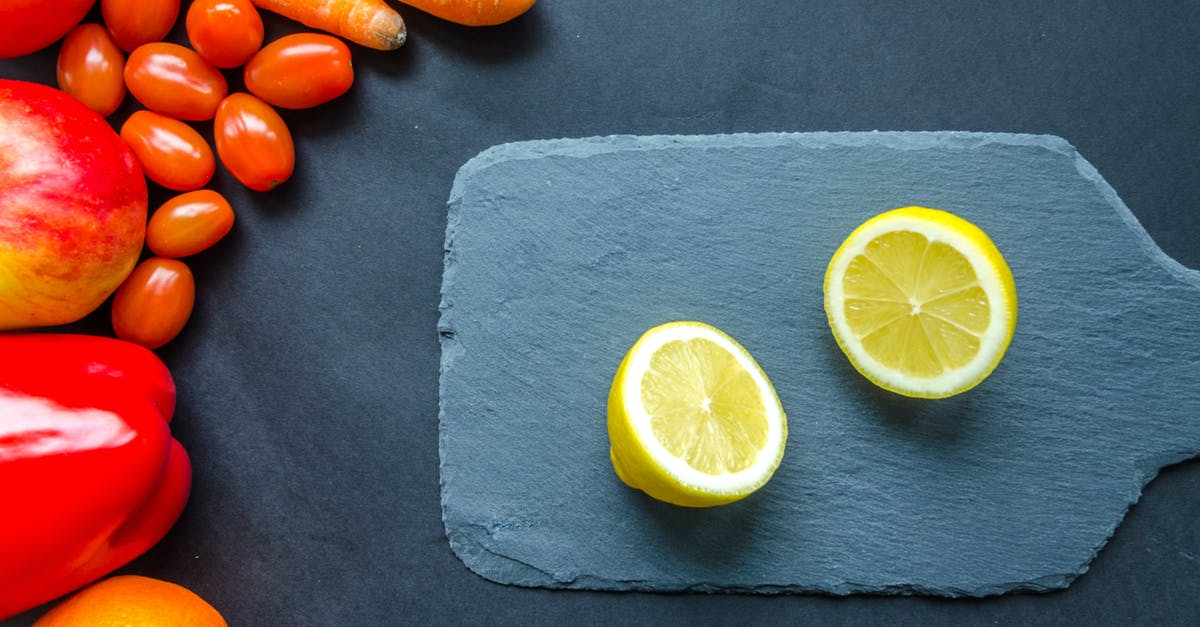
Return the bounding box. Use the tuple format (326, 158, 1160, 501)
(0, 333, 192, 619)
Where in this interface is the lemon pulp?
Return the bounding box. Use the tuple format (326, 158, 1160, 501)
(825, 207, 1017, 398)
(607, 321, 787, 507)
(643, 336, 768, 474)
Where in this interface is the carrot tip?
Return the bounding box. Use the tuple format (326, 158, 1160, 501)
(377, 12, 407, 49)
(393, 29, 407, 48)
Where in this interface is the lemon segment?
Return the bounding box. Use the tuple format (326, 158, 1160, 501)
(824, 207, 1017, 398)
(607, 321, 787, 507)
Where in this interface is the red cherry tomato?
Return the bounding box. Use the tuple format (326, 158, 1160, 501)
(111, 257, 195, 349)
(0, 0, 94, 60)
(147, 189, 235, 258)
(186, 0, 264, 69)
(125, 43, 228, 121)
(56, 24, 126, 117)
(119, 110, 215, 191)
(102, 0, 180, 52)
(214, 93, 295, 192)
(244, 33, 354, 109)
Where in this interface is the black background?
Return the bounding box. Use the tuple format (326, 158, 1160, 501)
(3, 1, 1199, 624)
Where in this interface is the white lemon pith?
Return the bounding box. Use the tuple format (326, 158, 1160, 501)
(824, 206, 1017, 398)
(607, 321, 787, 507)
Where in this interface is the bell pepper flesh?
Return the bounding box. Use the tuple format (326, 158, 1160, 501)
(0, 333, 192, 619)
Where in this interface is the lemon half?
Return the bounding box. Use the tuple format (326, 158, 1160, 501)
(607, 321, 788, 507)
(824, 206, 1017, 398)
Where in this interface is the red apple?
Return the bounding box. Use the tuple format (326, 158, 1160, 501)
(0, 79, 147, 330)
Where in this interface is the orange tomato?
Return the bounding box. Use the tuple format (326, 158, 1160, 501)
(102, 0, 180, 52)
(56, 24, 126, 117)
(119, 110, 215, 191)
(244, 33, 353, 109)
(125, 43, 228, 121)
(0, 0, 95, 59)
(111, 257, 195, 349)
(186, 0, 264, 69)
(147, 189, 235, 258)
(214, 93, 295, 192)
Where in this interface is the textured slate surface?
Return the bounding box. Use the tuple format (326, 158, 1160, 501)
(437, 132, 1200, 597)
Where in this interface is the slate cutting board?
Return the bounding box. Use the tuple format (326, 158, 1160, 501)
(437, 132, 1200, 596)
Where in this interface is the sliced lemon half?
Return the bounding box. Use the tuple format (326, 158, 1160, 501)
(607, 321, 788, 507)
(824, 206, 1017, 398)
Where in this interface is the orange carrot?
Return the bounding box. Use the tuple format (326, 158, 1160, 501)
(252, 0, 406, 49)
(399, 0, 536, 26)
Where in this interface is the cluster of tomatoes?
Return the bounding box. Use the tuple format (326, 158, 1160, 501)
(56, 0, 355, 349)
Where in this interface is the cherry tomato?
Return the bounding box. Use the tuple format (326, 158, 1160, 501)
(0, 0, 94, 59)
(125, 43, 228, 121)
(147, 189, 235, 258)
(186, 0, 264, 69)
(56, 24, 127, 117)
(214, 93, 295, 192)
(111, 257, 195, 349)
(244, 33, 354, 109)
(102, 0, 180, 52)
(119, 110, 215, 191)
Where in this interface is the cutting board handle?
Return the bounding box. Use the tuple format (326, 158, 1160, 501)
(1079, 149, 1200, 462)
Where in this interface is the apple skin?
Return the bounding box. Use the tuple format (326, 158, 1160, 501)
(0, 79, 148, 330)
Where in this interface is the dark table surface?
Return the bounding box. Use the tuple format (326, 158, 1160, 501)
(3, 1, 1199, 625)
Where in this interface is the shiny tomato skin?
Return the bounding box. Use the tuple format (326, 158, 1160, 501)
(214, 93, 294, 192)
(57, 24, 126, 117)
(119, 110, 215, 191)
(111, 257, 195, 349)
(244, 33, 353, 109)
(186, 0, 264, 69)
(125, 43, 228, 121)
(0, 0, 94, 59)
(146, 189, 235, 258)
(102, 0, 180, 52)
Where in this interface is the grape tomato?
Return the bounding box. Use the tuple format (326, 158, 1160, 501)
(186, 0, 264, 69)
(244, 33, 354, 109)
(119, 110, 215, 191)
(147, 189, 235, 258)
(111, 257, 195, 350)
(103, 0, 180, 52)
(57, 24, 126, 117)
(214, 93, 295, 192)
(125, 42, 228, 121)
